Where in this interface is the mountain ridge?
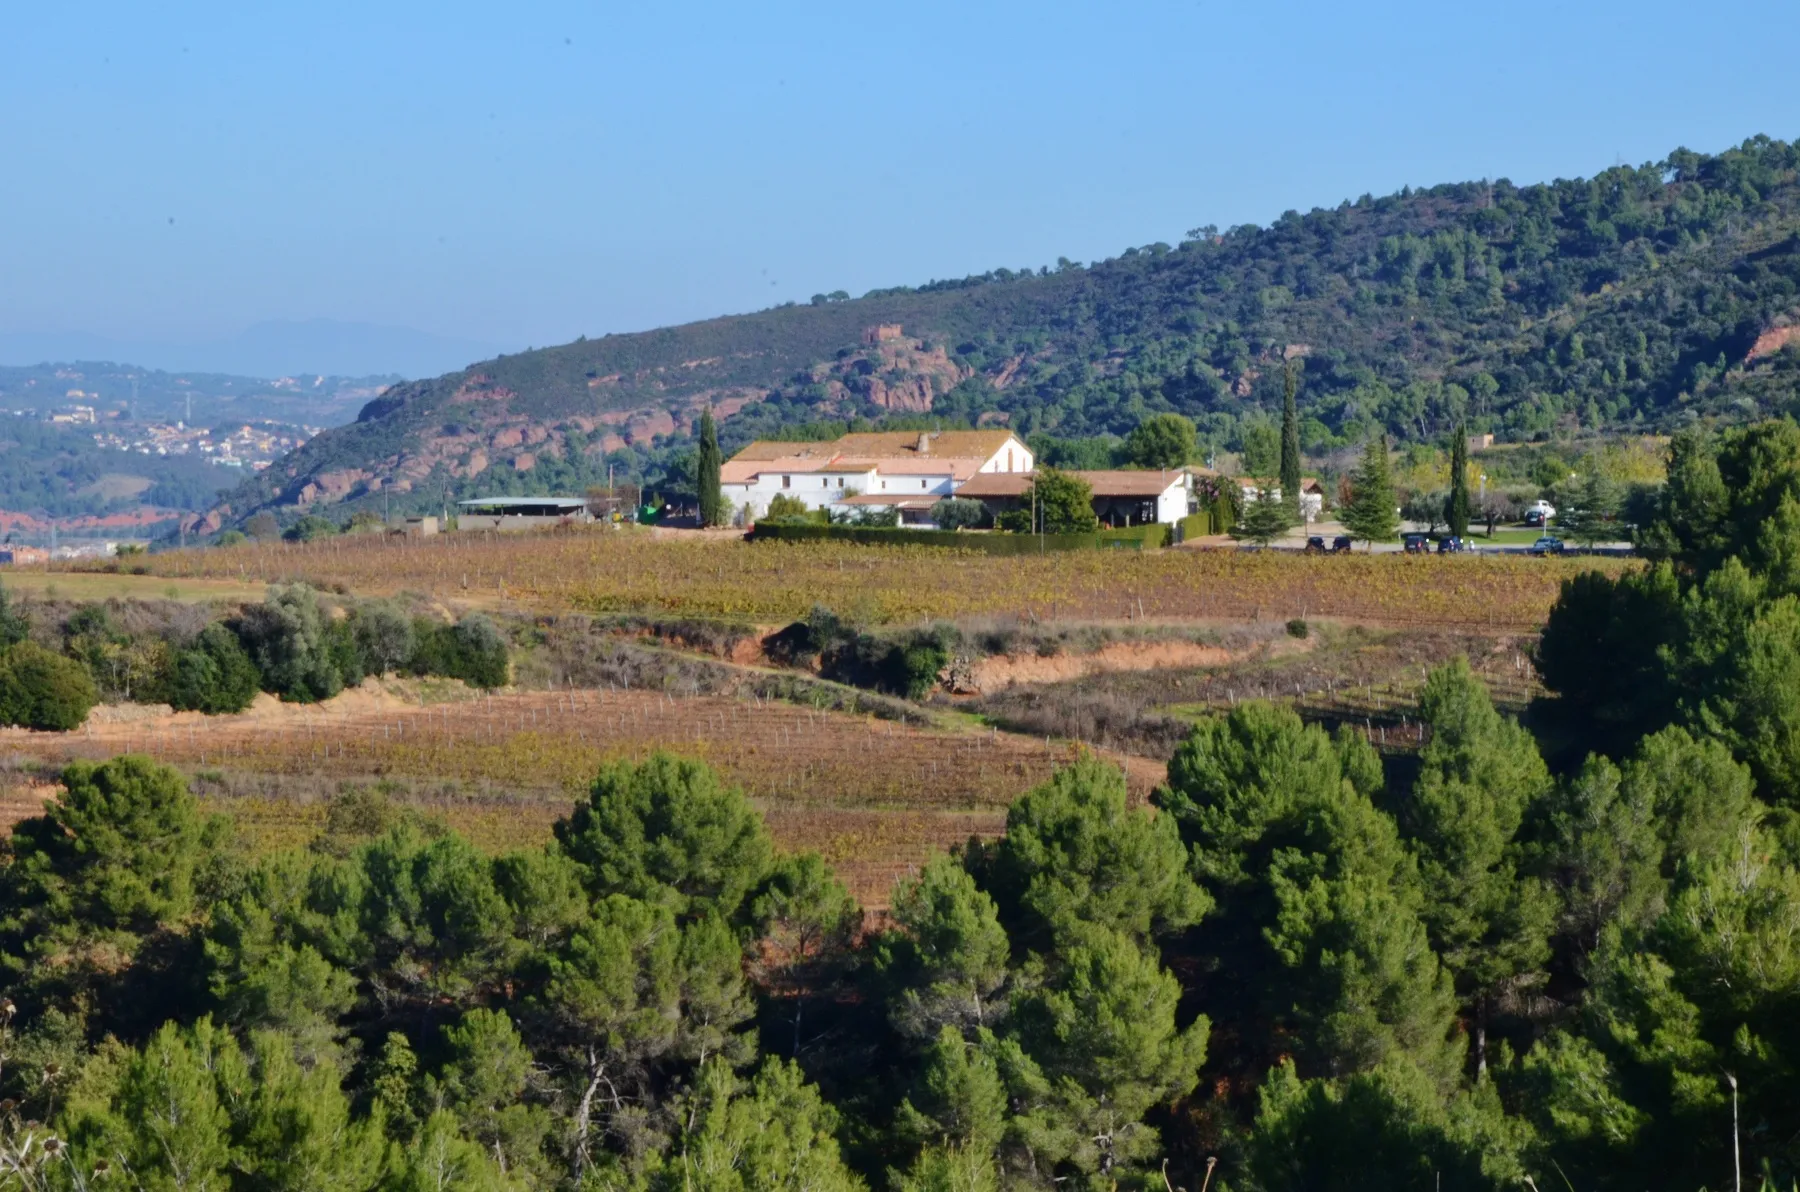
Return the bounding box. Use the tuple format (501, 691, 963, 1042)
(199, 134, 1800, 532)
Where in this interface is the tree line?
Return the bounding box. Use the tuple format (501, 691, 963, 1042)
(3, 594, 1798, 1183)
(0, 584, 509, 730)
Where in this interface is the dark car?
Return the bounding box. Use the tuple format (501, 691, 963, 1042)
(1331, 535, 1353, 553)
(1437, 536, 1467, 554)
(1402, 533, 1431, 554)
(1529, 535, 1566, 556)
(1524, 509, 1546, 528)
(1304, 536, 1327, 554)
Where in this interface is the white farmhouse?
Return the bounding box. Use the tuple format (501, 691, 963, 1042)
(957, 469, 1196, 526)
(721, 430, 1033, 521)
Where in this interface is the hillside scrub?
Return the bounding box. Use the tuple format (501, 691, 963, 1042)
(204, 136, 1800, 532)
(0, 581, 518, 725)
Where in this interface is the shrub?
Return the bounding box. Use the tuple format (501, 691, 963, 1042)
(1286, 618, 1309, 639)
(214, 530, 248, 548)
(283, 514, 339, 543)
(230, 584, 353, 703)
(167, 624, 261, 714)
(762, 493, 824, 524)
(930, 497, 988, 531)
(0, 641, 99, 730)
(409, 614, 510, 689)
(353, 601, 416, 676)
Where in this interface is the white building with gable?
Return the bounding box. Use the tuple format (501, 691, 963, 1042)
(721, 430, 1033, 521)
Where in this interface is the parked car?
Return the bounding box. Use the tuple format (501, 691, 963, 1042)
(1437, 536, 1468, 553)
(1529, 535, 1566, 556)
(1304, 536, 1327, 554)
(1402, 533, 1431, 554)
(1524, 509, 1546, 528)
(1528, 499, 1557, 521)
(1331, 535, 1353, 553)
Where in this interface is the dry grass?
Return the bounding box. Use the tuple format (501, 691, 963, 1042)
(0, 569, 267, 605)
(90, 528, 1624, 629)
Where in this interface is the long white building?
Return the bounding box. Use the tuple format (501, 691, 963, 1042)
(721, 430, 1033, 520)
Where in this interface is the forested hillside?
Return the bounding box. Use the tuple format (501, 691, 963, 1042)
(206, 135, 1800, 530)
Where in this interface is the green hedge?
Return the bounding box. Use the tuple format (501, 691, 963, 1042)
(1178, 510, 1213, 540)
(747, 522, 1170, 552)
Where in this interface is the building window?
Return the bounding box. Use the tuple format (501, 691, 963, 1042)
(921, 480, 927, 490)
(782, 476, 791, 489)
(837, 477, 844, 487)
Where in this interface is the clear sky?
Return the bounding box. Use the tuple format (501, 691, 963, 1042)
(5, 0, 1797, 360)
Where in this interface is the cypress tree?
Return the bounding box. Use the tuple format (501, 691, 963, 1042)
(1279, 364, 1302, 520)
(696, 408, 723, 527)
(1341, 434, 1399, 549)
(1445, 424, 1472, 537)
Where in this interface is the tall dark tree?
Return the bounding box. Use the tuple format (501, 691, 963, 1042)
(695, 407, 724, 527)
(1445, 424, 1472, 537)
(1341, 435, 1399, 549)
(1279, 364, 1302, 519)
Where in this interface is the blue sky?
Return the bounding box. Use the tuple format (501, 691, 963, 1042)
(4, 0, 1797, 367)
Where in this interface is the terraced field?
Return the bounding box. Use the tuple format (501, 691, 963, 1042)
(1, 685, 1160, 906)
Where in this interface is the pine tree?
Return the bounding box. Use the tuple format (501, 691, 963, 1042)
(1279, 363, 1302, 520)
(1232, 484, 1294, 546)
(1445, 424, 1472, 537)
(1341, 435, 1399, 549)
(696, 407, 724, 527)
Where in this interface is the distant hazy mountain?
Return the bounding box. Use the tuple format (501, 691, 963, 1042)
(0, 319, 510, 381)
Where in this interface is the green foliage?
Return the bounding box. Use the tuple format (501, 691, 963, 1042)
(555, 752, 775, 923)
(749, 520, 1168, 552)
(646, 1057, 866, 1192)
(1250, 1059, 1525, 1192)
(1011, 468, 1099, 535)
(1341, 435, 1399, 546)
(1403, 661, 1555, 1021)
(168, 622, 262, 714)
(1556, 468, 1623, 547)
(352, 600, 416, 676)
(1232, 483, 1294, 545)
(929, 496, 989, 530)
(0, 583, 28, 651)
(1123, 412, 1195, 470)
(283, 512, 340, 542)
(1279, 365, 1303, 518)
(2, 755, 220, 950)
(232, 583, 355, 703)
(0, 640, 97, 730)
(1007, 925, 1210, 1179)
(1160, 703, 1459, 1079)
(1241, 419, 1280, 478)
(876, 855, 1011, 1040)
(1535, 564, 1683, 760)
(696, 407, 724, 527)
(407, 612, 510, 689)
(763, 492, 817, 522)
(1446, 424, 1472, 537)
(978, 754, 1208, 949)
